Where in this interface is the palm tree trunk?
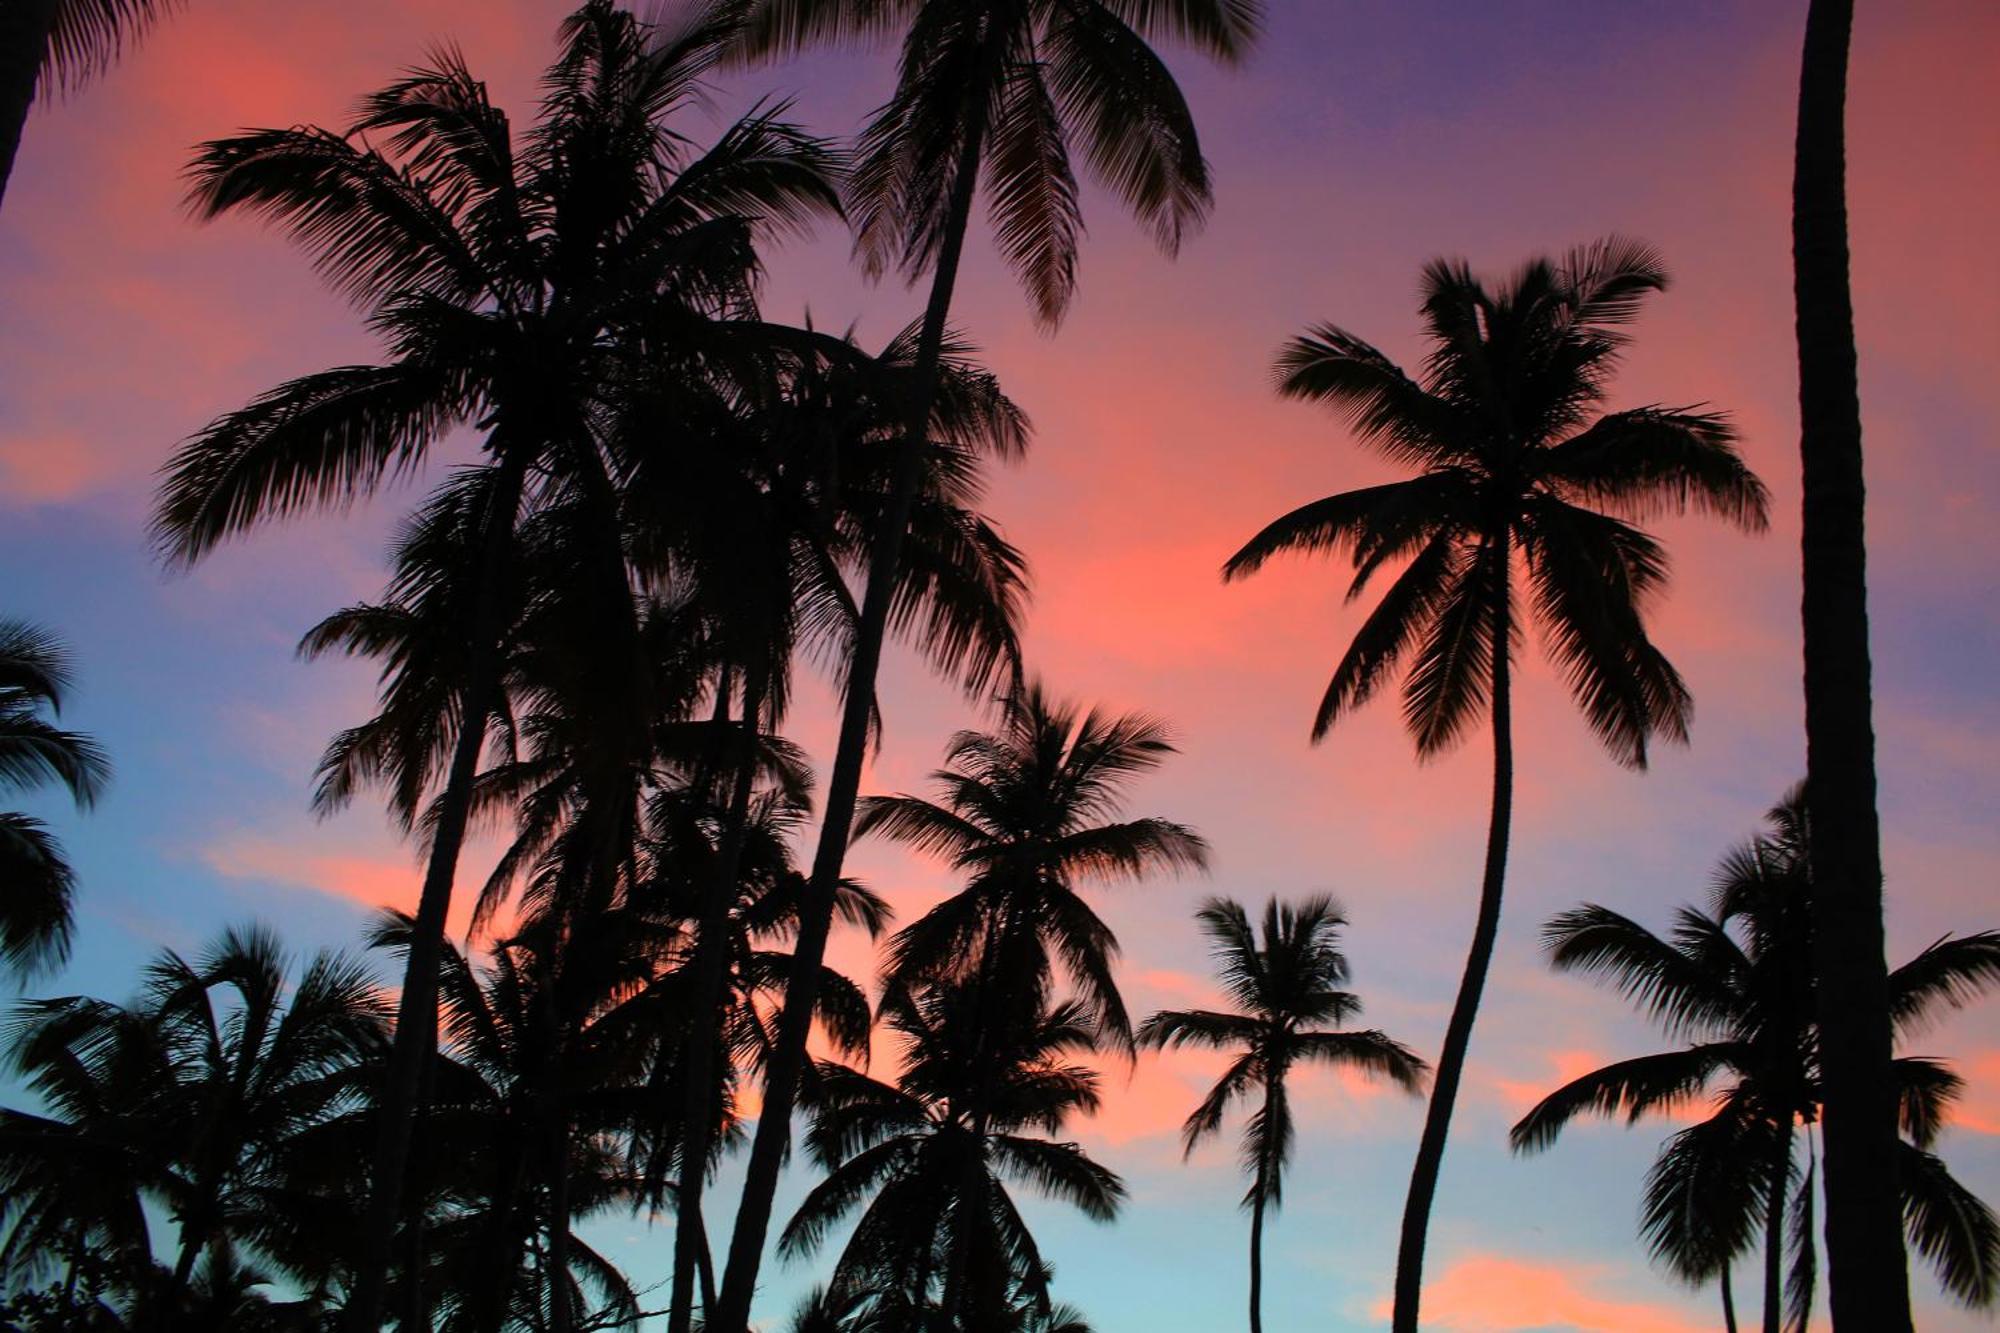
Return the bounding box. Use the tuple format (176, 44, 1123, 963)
(711, 120, 990, 1333)
(1721, 1262, 1739, 1333)
(668, 680, 762, 1333)
(345, 453, 528, 1333)
(1762, 1126, 1796, 1333)
(1391, 537, 1512, 1333)
(1248, 1103, 1269, 1333)
(549, 1120, 574, 1333)
(1791, 3, 1912, 1329)
(0, 0, 57, 212)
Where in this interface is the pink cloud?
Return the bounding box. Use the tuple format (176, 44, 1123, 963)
(1375, 1254, 1711, 1333)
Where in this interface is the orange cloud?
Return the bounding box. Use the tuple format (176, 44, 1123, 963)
(1375, 1254, 1709, 1333)
(1492, 1048, 1611, 1115)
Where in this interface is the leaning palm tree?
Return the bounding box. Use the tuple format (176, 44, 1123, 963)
(1790, 2, 1907, 1322)
(859, 681, 1209, 1051)
(782, 979, 1122, 1332)
(0, 0, 182, 209)
(0, 619, 109, 977)
(707, 5, 1260, 1317)
(149, 7, 841, 1323)
(1510, 788, 2000, 1330)
(1221, 238, 1770, 1332)
(1138, 896, 1426, 1333)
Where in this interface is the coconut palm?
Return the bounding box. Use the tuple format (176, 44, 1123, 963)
(1138, 896, 1426, 1333)
(707, 4, 1259, 1315)
(0, 619, 109, 977)
(0, 0, 184, 210)
(1790, 2, 1907, 1322)
(0, 925, 386, 1329)
(858, 681, 1209, 1051)
(781, 979, 1122, 1331)
(1510, 788, 2000, 1330)
(148, 7, 842, 1321)
(1221, 238, 1769, 1331)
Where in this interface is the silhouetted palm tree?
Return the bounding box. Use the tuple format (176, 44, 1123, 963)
(707, 4, 1260, 1315)
(1222, 238, 1770, 1332)
(148, 7, 841, 1322)
(1789, 2, 1908, 1322)
(0, 620, 108, 977)
(0, 925, 385, 1329)
(1138, 896, 1426, 1333)
(1511, 789, 2000, 1330)
(0, 0, 182, 209)
(782, 980, 1121, 1331)
(859, 682, 1208, 1051)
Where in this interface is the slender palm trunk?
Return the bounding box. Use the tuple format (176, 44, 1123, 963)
(345, 453, 527, 1333)
(668, 682, 762, 1333)
(1721, 1262, 1739, 1333)
(1791, 3, 1911, 1328)
(1248, 1080, 1271, 1333)
(712, 123, 989, 1333)
(1391, 538, 1512, 1333)
(0, 0, 57, 212)
(549, 1120, 574, 1333)
(1763, 1129, 1789, 1333)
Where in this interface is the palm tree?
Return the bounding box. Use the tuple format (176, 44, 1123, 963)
(781, 979, 1122, 1331)
(0, 0, 182, 210)
(1137, 896, 1426, 1333)
(0, 620, 109, 977)
(858, 682, 1209, 1051)
(0, 925, 386, 1329)
(1790, 2, 1907, 1322)
(707, 5, 1260, 1316)
(1221, 238, 1770, 1332)
(148, 7, 842, 1322)
(1510, 788, 2000, 1330)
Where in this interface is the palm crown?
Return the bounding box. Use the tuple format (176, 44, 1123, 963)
(1225, 237, 1769, 763)
(1511, 787, 2000, 1321)
(723, 0, 1261, 326)
(0, 620, 109, 976)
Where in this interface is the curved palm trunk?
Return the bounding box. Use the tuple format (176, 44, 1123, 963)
(549, 1120, 574, 1333)
(345, 454, 527, 1333)
(668, 683, 762, 1333)
(1391, 539, 1512, 1333)
(1248, 1081, 1271, 1333)
(0, 0, 57, 212)
(1763, 1130, 1789, 1333)
(712, 124, 990, 1333)
(1791, 3, 1911, 1328)
(1721, 1262, 1739, 1333)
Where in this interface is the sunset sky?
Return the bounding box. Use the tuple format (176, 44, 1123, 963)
(3, 1, 1997, 1329)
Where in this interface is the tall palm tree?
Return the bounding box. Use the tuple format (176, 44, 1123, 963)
(1510, 788, 2000, 1330)
(148, 8, 842, 1323)
(0, 619, 109, 977)
(0, 925, 386, 1330)
(1137, 896, 1426, 1333)
(707, 6, 1260, 1316)
(1221, 238, 1770, 1332)
(781, 979, 1123, 1331)
(0, 0, 181, 210)
(858, 682, 1209, 1051)
(1789, 1, 1908, 1322)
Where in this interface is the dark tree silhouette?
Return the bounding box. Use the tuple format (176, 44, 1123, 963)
(782, 980, 1122, 1331)
(0, 620, 108, 976)
(149, 7, 841, 1324)
(1223, 238, 1768, 1332)
(1138, 896, 1425, 1333)
(1512, 788, 2000, 1329)
(704, 5, 1259, 1320)
(1790, 1, 1910, 1323)
(0, 0, 182, 210)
